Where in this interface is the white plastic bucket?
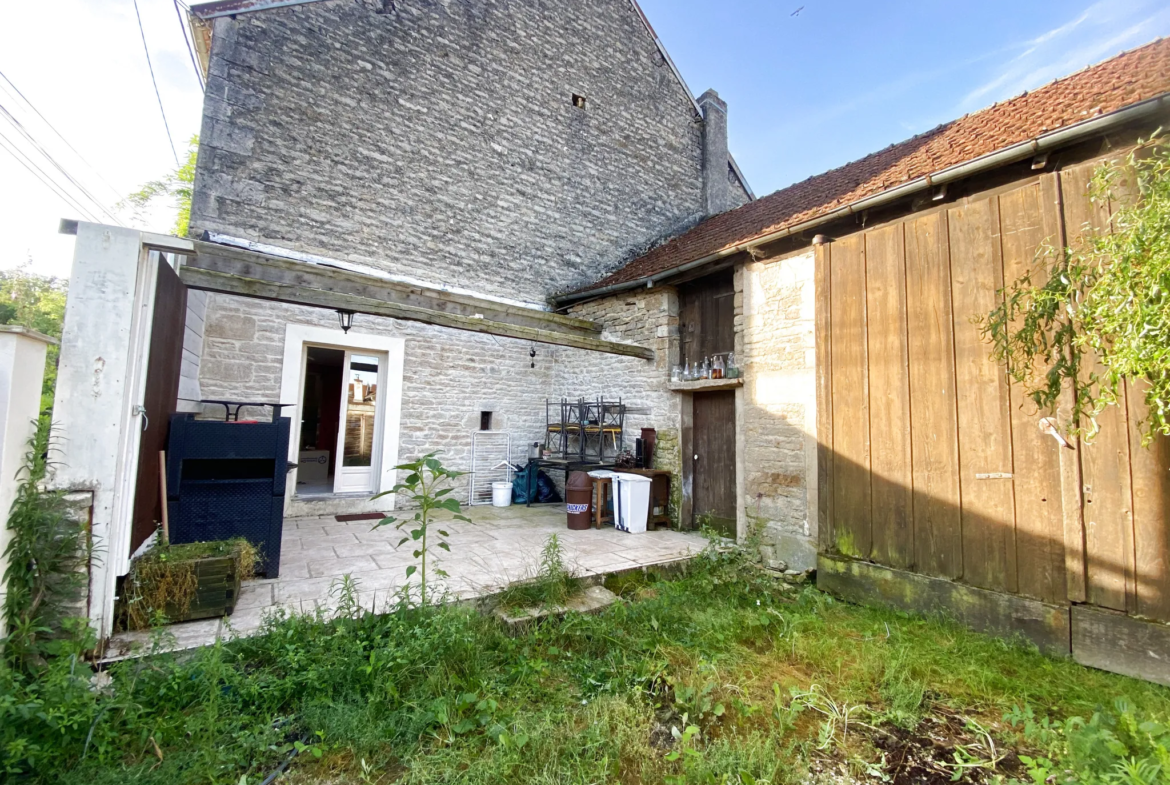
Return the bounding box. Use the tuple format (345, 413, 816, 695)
(491, 481, 513, 507)
(613, 473, 652, 533)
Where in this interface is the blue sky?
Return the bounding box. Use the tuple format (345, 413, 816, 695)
(637, 0, 1170, 197)
(2, 0, 1167, 277)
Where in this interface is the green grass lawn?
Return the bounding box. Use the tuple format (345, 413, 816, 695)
(4, 546, 1169, 784)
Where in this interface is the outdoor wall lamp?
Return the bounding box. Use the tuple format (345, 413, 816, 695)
(337, 309, 355, 334)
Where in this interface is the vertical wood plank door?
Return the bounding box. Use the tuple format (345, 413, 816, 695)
(678, 271, 735, 368)
(948, 197, 1018, 594)
(692, 390, 737, 537)
(904, 210, 963, 579)
(998, 178, 1071, 604)
(864, 223, 914, 569)
(1061, 161, 1136, 612)
(829, 233, 872, 559)
(130, 258, 188, 556)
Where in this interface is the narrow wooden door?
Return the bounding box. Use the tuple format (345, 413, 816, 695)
(692, 390, 736, 537)
(130, 257, 187, 556)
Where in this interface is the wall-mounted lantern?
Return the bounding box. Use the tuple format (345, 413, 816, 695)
(337, 309, 355, 334)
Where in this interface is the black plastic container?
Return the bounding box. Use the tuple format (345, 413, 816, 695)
(166, 413, 290, 577)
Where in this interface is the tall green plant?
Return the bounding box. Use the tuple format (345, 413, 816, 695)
(981, 137, 1170, 444)
(2, 418, 90, 670)
(371, 453, 468, 606)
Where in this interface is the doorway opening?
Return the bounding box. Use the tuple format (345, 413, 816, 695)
(297, 346, 387, 496)
(298, 347, 344, 495)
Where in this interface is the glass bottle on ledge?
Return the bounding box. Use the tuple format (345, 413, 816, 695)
(699, 357, 710, 380)
(682, 361, 692, 381)
(726, 351, 738, 378)
(670, 364, 682, 383)
(711, 354, 725, 379)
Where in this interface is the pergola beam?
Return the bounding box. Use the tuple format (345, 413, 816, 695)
(179, 265, 655, 360)
(186, 240, 603, 337)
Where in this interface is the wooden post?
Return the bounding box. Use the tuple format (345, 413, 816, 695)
(158, 450, 170, 545)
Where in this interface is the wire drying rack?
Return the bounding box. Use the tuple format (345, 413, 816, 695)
(468, 431, 512, 505)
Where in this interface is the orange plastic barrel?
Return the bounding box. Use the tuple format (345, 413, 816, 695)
(566, 472, 593, 530)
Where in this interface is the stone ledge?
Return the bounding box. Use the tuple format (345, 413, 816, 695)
(669, 377, 744, 392)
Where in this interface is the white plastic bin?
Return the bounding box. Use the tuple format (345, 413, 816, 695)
(491, 481, 513, 507)
(612, 472, 652, 533)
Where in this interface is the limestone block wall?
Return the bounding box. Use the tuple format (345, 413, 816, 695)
(196, 288, 676, 508)
(739, 249, 818, 570)
(190, 0, 747, 304)
(563, 289, 682, 511)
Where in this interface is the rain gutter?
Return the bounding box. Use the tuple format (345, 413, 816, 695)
(555, 92, 1170, 306)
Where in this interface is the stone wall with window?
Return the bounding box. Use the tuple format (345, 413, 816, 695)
(191, 0, 748, 305)
(197, 289, 676, 511)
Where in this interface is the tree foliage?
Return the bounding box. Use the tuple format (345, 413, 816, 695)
(982, 138, 1170, 444)
(123, 134, 198, 237)
(0, 265, 67, 412)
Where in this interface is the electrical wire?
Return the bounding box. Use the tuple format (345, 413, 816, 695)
(0, 68, 125, 203)
(173, 0, 205, 91)
(0, 131, 101, 223)
(0, 100, 123, 224)
(133, 0, 180, 165)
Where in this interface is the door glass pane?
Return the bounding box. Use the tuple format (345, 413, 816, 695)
(342, 354, 379, 467)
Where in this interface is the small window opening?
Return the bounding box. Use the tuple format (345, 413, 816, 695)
(571, 94, 586, 109)
(480, 411, 493, 431)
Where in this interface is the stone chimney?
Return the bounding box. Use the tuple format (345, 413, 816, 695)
(699, 89, 733, 216)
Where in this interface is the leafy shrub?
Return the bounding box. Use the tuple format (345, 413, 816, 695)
(1008, 700, 1170, 784)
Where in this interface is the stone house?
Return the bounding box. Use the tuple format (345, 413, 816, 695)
(183, 0, 750, 520)
(37, 0, 1170, 678)
(183, 0, 1170, 609)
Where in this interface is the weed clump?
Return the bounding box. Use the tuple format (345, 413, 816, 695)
(497, 534, 581, 610)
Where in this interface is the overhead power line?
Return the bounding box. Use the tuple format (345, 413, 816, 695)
(173, 0, 205, 91)
(0, 100, 123, 224)
(0, 68, 125, 204)
(0, 131, 101, 223)
(133, 0, 181, 165)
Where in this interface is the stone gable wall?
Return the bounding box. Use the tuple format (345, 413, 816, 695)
(191, 0, 746, 304)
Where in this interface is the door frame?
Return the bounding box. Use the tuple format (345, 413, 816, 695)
(280, 324, 405, 504)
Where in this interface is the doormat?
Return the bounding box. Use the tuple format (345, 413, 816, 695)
(335, 512, 389, 522)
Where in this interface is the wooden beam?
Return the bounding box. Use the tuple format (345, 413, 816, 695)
(187, 241, 602, 338)
(179, 266, 655, 360)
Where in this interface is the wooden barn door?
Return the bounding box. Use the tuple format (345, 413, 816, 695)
(129, 257, 187, 556)
(692, 390, 736, 537)
(816, 161, 1170, 623)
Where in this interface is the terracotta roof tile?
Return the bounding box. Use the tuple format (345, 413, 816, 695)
(574, 37, 1170, 295)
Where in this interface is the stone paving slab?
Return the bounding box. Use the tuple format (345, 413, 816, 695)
(103, 504, 708, 661)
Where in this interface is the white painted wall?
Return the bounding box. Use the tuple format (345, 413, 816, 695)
(51, 224, 193, 639)
(0, 326, 55, 634)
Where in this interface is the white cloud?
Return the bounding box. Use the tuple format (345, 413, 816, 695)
(959, 0, 1169, 112)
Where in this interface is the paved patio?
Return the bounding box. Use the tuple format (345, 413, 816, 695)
(105, 504, 708, 659)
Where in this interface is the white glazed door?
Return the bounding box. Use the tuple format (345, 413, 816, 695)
(333, 351, 385, 494)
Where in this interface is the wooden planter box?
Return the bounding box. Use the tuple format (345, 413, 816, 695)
(170, 553, 243, 623)
(120, 549, 245, 630)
